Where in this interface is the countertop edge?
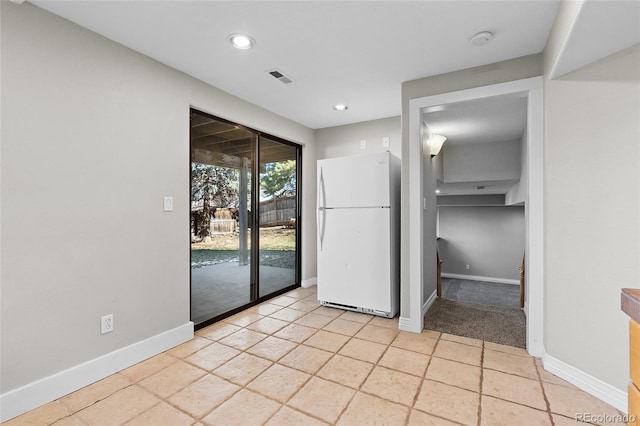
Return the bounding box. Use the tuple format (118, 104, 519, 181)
(622, 288, 640, 323)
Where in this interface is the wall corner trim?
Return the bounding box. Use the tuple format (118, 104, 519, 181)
(0, 322, 194, 422)
(547, 0, 586, 80)
(543, 351, 627, 413)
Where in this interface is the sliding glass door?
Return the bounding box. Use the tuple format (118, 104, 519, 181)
(258, 137, 299, 297)
(190, 109, 300, 328)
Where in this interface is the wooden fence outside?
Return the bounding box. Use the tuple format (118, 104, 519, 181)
(210, 208, 237, 234)
(193, 197, 296, 235)
(259, 195, 296, 227)
(211, 219, 237, 234)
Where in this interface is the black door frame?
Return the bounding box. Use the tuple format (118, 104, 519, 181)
(189, 108, 302, 330)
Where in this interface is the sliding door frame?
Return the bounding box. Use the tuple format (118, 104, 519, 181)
(189, 108, 302, 330)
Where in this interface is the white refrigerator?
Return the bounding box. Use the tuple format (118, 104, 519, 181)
(316, 152, 400, 318)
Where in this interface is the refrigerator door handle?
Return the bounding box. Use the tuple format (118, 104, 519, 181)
(318, 167, 327, 251)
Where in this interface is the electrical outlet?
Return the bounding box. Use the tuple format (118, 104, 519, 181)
(360, 140, 366, 149)
(101, 314, 114, 334)
(465, 264, 471, 270)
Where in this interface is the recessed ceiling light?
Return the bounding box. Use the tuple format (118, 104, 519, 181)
(435, 189, 441, 194)
(333, 104, 348, 111)
(228, 33, 255, 50)
(470, 31, 494, 47)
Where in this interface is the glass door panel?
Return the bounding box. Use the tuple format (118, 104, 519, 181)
(258, 137, 298, 297)
(190, 111, 255, 325)
(190, 109, 301, 328)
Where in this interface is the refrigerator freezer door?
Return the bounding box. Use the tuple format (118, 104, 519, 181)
(317, 207, 393, 313)
(318, 153, 391, 208)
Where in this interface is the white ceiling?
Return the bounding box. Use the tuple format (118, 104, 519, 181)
(423, 93, 528, 197)
(29, 0, 561, 130)
(423, 93, 528, 147)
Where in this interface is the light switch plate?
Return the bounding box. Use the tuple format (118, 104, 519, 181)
(383, 136, 390, 147)
(163, 196, 173, 212)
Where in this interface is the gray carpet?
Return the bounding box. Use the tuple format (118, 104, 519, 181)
(425, 278, 525, 348)
(441, 278, 519, 308)
(424, 298, 526, 348)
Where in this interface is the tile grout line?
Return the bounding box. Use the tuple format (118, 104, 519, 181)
(252, 302, 361, 424)
(309, 316, 429, 421)
(226, 318, 325, 424)
(405, 334, 438, 426)
(332, 329, 431, 425)
(266, 313, 393, 424)
(161, 360, 238, 424)
(194, 310, 319, 425)
(53, 381, 141, 425)
(306, 324, 397, 423)
(478, 351, 558, 415)
(477, 340, 485, 426)
(67, 353, 202, 424)
(166, 306, 306, 424)
(258, 361, 322, 426)
(535, 357, 557, 426)
(406, 333, 468, 426)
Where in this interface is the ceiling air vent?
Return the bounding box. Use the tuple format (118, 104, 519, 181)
(267, 69, 293, 84)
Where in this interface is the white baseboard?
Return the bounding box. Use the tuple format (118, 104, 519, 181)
(301, 277, 317, 288)
(423, 289, 437, 316)
(543, 352, 627, 413)
(0, 322, 194, 422)
(441, 273, 519, 285)
(398, 316, 414, 332)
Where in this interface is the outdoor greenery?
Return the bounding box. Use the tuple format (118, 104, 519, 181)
(260, 160, 296, 198)
(191, 249, 295, 269)
(191, 163, 239, 208)
(191, 227, 295, 269)
(191, 163, 241, 239)
(191, 160, 296, 239)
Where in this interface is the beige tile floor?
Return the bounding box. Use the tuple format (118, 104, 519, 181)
(5, 286, 625, 426)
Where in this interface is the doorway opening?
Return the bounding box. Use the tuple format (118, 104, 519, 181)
(432, 203, 526, 348)
(406, 77, 543, 356)
(437, 206, 525, 306)
(190, 109, 301, 329)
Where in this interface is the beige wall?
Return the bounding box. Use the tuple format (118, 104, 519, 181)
(438, 206, 525, 281)
(442, 139, 521, 183)
(0, 1, 315, 394)
(315, 116, 401, 160)
(400, 54, 543, 318)
(543, 44, 640, 391)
